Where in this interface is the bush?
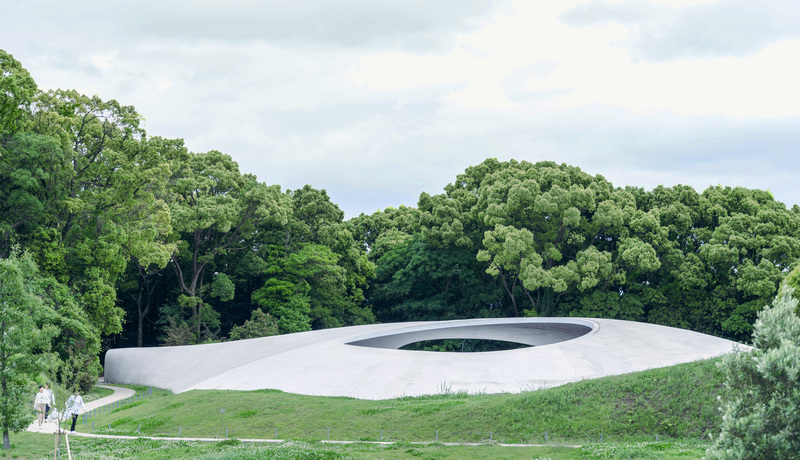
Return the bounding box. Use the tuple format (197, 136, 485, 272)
(228, 309, 278, 341)
(707, 287, 800, 459)
(160, 318, 195, 346)
(783, 265, 800, 315)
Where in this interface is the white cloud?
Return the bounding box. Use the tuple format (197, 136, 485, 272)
(549, 39, 800, 117)
(561, 0, 800, 61)
(2, 0, 799, 219)
(9, 0, 510, 52)
(90, 52, 117, 69)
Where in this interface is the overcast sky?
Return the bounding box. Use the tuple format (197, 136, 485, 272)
(3, 0, 799, 218)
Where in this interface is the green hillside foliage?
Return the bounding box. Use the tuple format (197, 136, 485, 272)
(3, 359, 723, 458)
(71, 359, 724, 442)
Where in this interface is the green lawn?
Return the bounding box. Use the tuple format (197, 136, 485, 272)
(3, 358, 724, 459)
(4, 435, 708, 459)
(82, 358, 723, 443)
(85, 385, 115, 403)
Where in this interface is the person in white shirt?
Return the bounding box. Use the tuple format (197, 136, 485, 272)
(44, 383, 55, 422)
(34, 386, 48, 428)
(65, 389, 86, 433)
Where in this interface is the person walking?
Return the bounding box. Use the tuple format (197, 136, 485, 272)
(65, 389, 86, 434)
(44, 383, 55, 422)
(34, 385, 48, 428)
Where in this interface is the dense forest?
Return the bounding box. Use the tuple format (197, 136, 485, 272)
(3, 49, 800, 391)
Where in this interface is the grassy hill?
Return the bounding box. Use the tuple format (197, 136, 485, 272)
(91, 357, 725, 443)
(6, 357, 727, 459)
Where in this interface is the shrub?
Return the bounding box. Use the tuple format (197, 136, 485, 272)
(707, 287, 800, 459)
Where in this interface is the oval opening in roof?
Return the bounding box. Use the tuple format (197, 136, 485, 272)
(347, 321, 593, 351)
(399, 338, 532, 352)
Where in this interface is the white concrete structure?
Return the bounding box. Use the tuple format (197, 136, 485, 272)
(104, 318, 745, 399)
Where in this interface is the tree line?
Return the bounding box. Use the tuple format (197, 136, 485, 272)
(3, 48, 800, 393)
(359, 159, 800, 344)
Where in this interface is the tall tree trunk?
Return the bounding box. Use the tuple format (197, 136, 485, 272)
(498, 267, 520, 316)
(136, 289, 145, 347)
(130, 263, 158, 347)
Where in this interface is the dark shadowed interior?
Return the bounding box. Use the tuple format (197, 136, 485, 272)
(347, 322, 594, 351)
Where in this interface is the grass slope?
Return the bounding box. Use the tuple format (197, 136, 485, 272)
(7, 434, 708, 459)
(92, 357, 722, 442)
(4, 358, 725, 459)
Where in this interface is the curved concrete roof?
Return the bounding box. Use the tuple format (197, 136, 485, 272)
(104, 318, 744, 399)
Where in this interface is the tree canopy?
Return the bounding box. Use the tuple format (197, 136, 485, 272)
(355, 159, 800, 342)
(0, 251, 59, 448)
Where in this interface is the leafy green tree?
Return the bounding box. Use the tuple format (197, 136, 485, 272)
(228, 308, 278, 340)
(707, 287, 800, 458)
(169, 150, 288, 342)
(251, 275, 312, 334)
(784, 265, 800, 315)
(610, 183, 795, 341)
(615, 184, 799, 341)
(363, 159, 799, 341)
(118, 258, 161, 347)
(292, 244, 350, 329)
(357, 205, 502, 323)
(247, 186, 374, 333)
(114, 136, 185, 346)
(351, 205, 421, 260)
(5, 89, 177, 337)
(159, 317, 196, 347)
(785, 265, 800, 293)
(251, 244, 352, 332)
(627, 185, 705, 330)
(369, 235, 503, 322)
(0, 252, 58, 450)
(0, 50, 37, 139)
(208, 246, 271, 337)
(694, 187, 800, 340)
(431, 159, 628, 317)
(286, 186, 375, 328)
(0, 132, 65, 258)
(32, 275, 101, 394)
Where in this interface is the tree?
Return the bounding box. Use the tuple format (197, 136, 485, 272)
(784, 264, 800, 315)
(168, 150, 288, 342)
(228, 308, 278, 340)
(369, 235, 502, 322)
(251, 244, 347, 333)
(0, 50, 37, 139)
(251, 274, 312, 334)
(351, 205, 421, 260)
(0, 252, 57, 450)
(247, 186, 375, 333)
(693, 186, 800, 341)
(430, 159, 628, 317)
(9, 89, 177, 337)
(707, 287, 800, 458)
(357, 205, 501, 323)
(159, 317, 196, 347)
(0, 132, 65, 258)
(119, 258, 161, 347)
